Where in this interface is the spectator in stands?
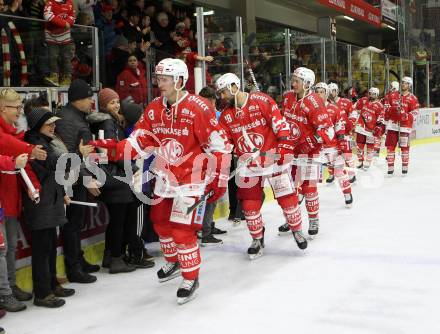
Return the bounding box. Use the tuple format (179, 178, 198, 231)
(143, 1, 155, 20)
(198, 86, 227, 246)
(161, 0, 176, 28)
(140, 14, 151, 43)
(95, 2, 117, 59)
(115, 54, 147, 105)
(152, 11, 175, 61)
(178, 47, 213, 94)
(43, 0, 76, 87)
(107, 34, 130, 87)
(121, 7, 142, 43)
(0, 88, 48, 312)
(28, 0, 49, 85)
(23, 108, 75, 308)
(55, 79, 101, 284)
(76, 0, 96, 24)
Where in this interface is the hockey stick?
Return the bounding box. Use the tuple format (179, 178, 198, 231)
(186, 148, 272, 214)
(243, 32, 259, 92)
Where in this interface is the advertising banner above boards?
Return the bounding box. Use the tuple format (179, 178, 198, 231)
(318, 0, 382, 28)
(414, 108, 440, 139)
(381, 0, 397, 23)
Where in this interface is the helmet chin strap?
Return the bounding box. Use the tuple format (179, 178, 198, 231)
(171, 78, 184, 130)
(228, 83, 240, 116)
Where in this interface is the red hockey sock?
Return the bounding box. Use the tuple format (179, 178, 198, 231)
(242, 199, 264, 239)
(335, 167, 351, 194)
(304, 190, 319, 219)
(401, 147, 410, 167)
(159, 237, 178, 263)
(176, 243, 201, 280)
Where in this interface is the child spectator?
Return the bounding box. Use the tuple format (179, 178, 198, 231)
(43, 0, 76, 87)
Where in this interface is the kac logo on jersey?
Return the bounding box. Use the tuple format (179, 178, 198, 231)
(236, 132, 264, 153)
(290, 122, 301, 141)
(159, 138, 184, 164)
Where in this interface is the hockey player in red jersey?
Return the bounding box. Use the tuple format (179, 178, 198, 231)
(91, 58, 231, 304)
(384, 77, 419, 175)
(328, 82, 356, 183)
(354, 87, 385, 170)
(314, 82, 353, 208)
(216, 72, 308, 258)
(278, 67, 335, 236)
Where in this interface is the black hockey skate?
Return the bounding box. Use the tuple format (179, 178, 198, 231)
(157, 262, 180, 283)
(278, 222, 290, 236)
(248, 228, 265, 260)
(326, 175, 335, 184)
(349, 175, 356, 183)
(402, 166, 408, 175)
(293, 230, 308, 249)
(357, 162, 363, 169)
(344, 193, 353, 208)
(177, 278, 199, 305)
(308, 218, 319, 236)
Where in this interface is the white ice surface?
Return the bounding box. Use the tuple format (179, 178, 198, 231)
(2, 143, 440, 334)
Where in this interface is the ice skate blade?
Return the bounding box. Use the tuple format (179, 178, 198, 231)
(201, 241, 223, 247)
(278, 231, 291, 236)
(177, 292, 198, 305)
(158, 270, 181, 283)
(345, 203, 353, 209)
(248, 250, 263, 260)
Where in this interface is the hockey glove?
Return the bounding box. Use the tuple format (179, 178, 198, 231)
(205, 153, 231, 203)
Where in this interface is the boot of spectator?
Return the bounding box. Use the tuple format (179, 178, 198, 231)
(0, 294, 26, 312)
(44, 72, 60, 87)
(11, 285, 32, 301)
(34, 294, 65, 308)
(53, 285, 75, 298)
(109, 257, 136, 274)
(81, 256, 100, 273)
(59, 74, 72, 87)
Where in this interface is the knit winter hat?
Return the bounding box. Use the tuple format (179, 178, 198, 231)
(68, 79, 93, 102)
(121, 97, 143, 125)
(98, 88, 119, 110)
(26, 107, 60, 131)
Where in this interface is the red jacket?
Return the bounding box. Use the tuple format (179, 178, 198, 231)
(0, 117, 41, 217)
(44, 0, 75, 45)
(115, 65, 148, 106)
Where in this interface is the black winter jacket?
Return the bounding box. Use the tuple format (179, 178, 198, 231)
(22, 131, 68, 231)
(87, 112, 135, 204)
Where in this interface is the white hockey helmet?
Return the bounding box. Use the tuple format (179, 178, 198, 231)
(292, 67, 315, 88)
(215, 73, 241, 95)
(314, 82, 330, 98)
(328, 82, 339, 95)
(368, 87, 380, 98)
(155, 58, 189, 89)
(402, 76, 413, 87)
(390, 81, 399, 91)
